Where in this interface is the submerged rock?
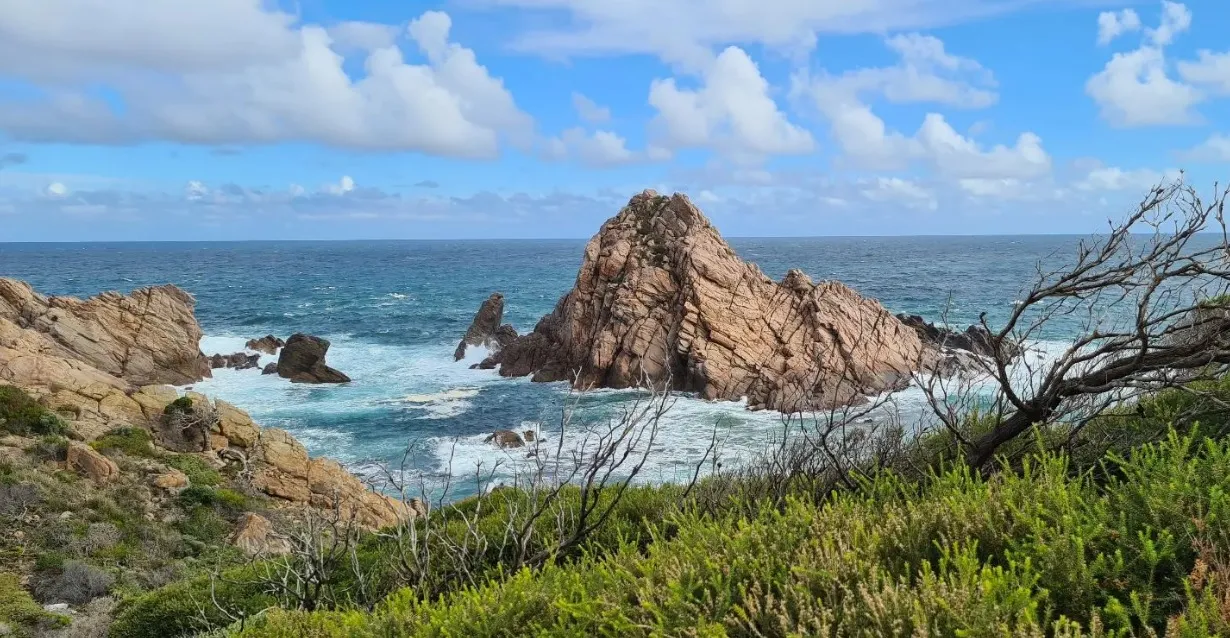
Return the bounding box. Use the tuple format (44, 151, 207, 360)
(455, 293, 520, 362)
(261, 362, 278, 375)
(276, 334, 350, 384)
(484, 190, 935, 412)
(209, 352, 261, 370)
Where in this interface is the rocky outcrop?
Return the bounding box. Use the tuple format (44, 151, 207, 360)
(484, 429, 525, 449)
(896, 314, 1021, 361)
(276, 334, 350, 384)
(249, 428, 414, 529)
(210, 352, 261, 370)
(67, 442, 119, 485)
(261, 362, 278, 375)
(230, 512, 291, 557)
(454, 293, 520, 361)
(246, 335, 285, 355)
(0, 279, 413, 531)
(485, 191, 935, 412)
(0, 279, 210, 386)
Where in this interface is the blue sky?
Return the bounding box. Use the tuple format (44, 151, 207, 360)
(0, 0, 1228, 241)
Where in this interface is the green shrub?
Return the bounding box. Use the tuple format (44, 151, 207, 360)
(179, 507, 229, 545)
(163, 397, 194, 417)
(109, 565, 277, 638)
(231, 430, 1230, 638)
(91, 428, 157, 459)
(27, 435, 69, 463)
(166, 455, 221, 487)
(0, 572, 67, 635)
(0, 385, 67, 437)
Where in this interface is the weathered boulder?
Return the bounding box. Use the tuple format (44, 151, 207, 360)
(0, 278, 210, 386)
(246, 335, 285, 355)
(454, 293, 520, 361)
(485, 429, 525, 449)
(261, 362, 278, 375)
(230, 512, 291, 556)
(249, 427, 414, 529)
(67, 442, 119, 485)
(896, 314, 1021, 361)
(276, 334, 350, 384)
(486, 191, 935, 412)
(210, 352, 261, 370)
(151, 468, 189, 490)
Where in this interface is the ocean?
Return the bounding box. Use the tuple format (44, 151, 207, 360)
(0, 236, 1091, 497)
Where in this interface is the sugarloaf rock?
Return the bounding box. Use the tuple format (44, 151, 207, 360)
(486, 190, 937, 412)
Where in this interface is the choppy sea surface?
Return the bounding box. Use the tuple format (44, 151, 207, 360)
(0, 236, 1094, 497)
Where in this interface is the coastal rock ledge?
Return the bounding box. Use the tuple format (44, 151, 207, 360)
(483, 190, 939, 412)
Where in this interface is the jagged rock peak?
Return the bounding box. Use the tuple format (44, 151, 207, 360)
(487, 190, 935, 412)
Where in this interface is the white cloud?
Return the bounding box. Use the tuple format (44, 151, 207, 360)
(325, 176, 357, 195)
(648, 46, 814, 160)
(1097, 9, 1141, 45)
(1145, 1, 1191, 47)
(571, 93, 611, 123)
(326, 21, 402, 53)
(791, 35, 1049, 181)
(542, 128, 640, 167)
(0, 7, 533, 157)
(480, 0, 1112, 67)
(1177, 134, 1230, 162)
(45, 182, 68, 197)
(185, 180, 208, 201)
(1073, 164, 1176, 192)
(1086, 2, 1206, 127)
(1178, 50, 1230, 95)
(861, 177, 937, 211)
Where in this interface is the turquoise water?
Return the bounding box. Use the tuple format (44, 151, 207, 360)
(0, 236, 1090, 496)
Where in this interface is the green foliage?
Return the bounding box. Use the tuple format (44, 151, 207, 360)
(0, 385, 68, 437)
(91, 427, 157, 459)
(163, 397, 194, 416)
(232, 430, 1230, 638)
(0, 572, 67, 636)
(109, 566, 278, 638)
(166, 455, 221, 487)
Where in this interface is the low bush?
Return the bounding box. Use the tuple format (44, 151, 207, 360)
(90, 428, 157, 459)
(108, 566, 278, 638)
(166, 455, 221, 487)
(0, 385, 67, 437)
(0, 571, 68, 635)
(231, 429, 1230, 637)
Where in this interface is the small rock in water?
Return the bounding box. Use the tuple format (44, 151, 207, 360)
(485, 429, 525, 449)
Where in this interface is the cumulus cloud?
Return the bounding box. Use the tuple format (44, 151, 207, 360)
(791, 35, 1048, 180)
(44, 182, 68, 197)
(648, 46, 814, 161)
(325, 176, 357, 195)
(542, 128, 641, 167)
(861, 177, 937, 211)
(0, 6, 532, 157)
(1072, 164, 1177, 192)
(1097, 9, 1141, 45)
(572, 93, 611, 123)
(1085, 2, 1221, 127)
(1177, 134, 1230, 162)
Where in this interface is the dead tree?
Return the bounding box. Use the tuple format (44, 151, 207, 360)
(932, 178, 1230, 469)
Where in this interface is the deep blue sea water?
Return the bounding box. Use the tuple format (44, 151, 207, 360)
(0, 236, 1091, 496)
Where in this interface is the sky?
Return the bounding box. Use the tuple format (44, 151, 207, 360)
(0, 0, 1228, 241)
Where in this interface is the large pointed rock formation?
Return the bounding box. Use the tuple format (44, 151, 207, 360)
(486, 190, 937, 412)
(454, 293, 519, 361)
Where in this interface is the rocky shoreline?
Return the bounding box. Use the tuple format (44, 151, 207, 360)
(0, 278, 414, 533)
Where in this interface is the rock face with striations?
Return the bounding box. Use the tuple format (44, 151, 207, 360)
(454, 293, 519, 361)
(487, 191, 936, 412)
(0, 278, 211, 386)
(276, 334, 350, 384)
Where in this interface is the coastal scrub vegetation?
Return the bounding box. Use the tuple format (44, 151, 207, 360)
(5, 179, 1230, 637)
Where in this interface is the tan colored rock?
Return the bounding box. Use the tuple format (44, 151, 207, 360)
(214, 399, 259, 448)
(132, 385, 179, 420)
(484, 429, 524, 449)
(152, 468, 189, 490)
(0, 278, 210, 386)
(489, 191, 936, 412)
(67, 442, 119, 485)
(230, 512, 291, 557)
